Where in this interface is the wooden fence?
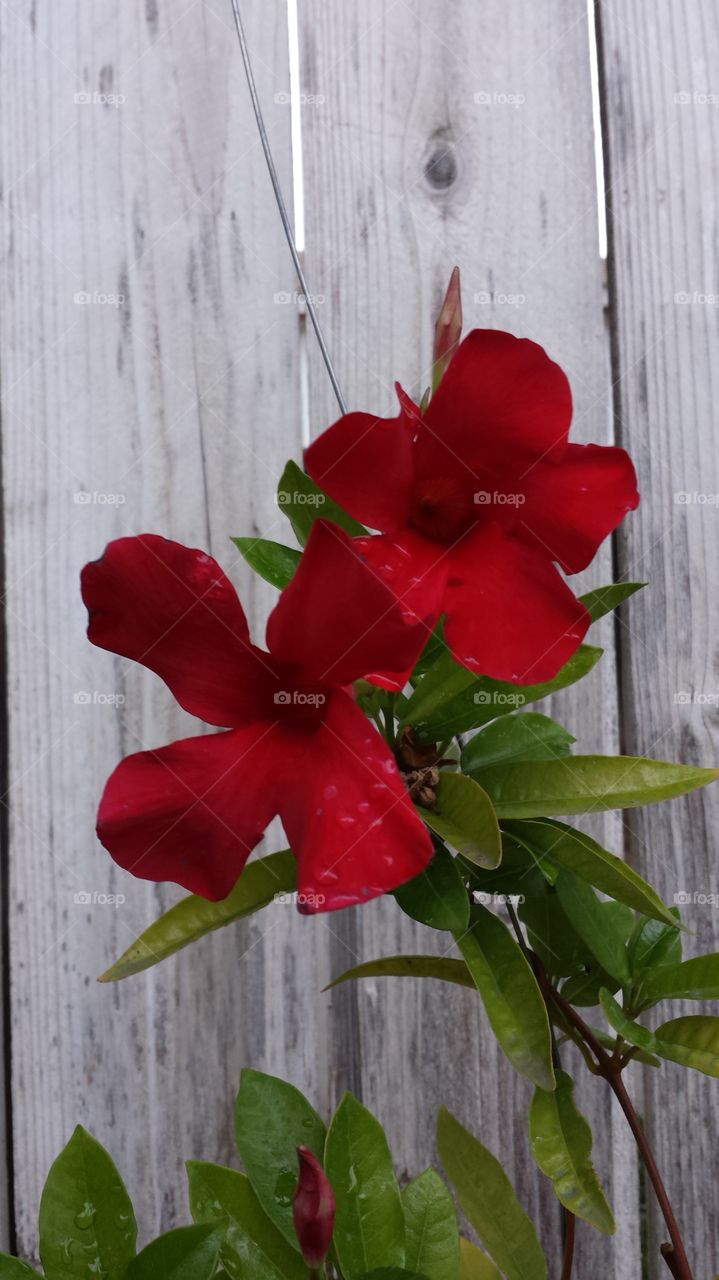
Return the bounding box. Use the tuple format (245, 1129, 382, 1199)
(0, 0, 717, 1274)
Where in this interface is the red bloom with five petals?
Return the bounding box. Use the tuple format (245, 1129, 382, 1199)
(80, 521, 433, 911)
(305, 329, 639, 685)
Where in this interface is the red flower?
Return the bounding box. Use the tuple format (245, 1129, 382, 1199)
(293, 1147, 336, 1267)
(305, 330, 639, 684)
(80, 521, 433, 911)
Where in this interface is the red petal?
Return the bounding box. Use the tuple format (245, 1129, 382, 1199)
(444, 524, 590, 683)
(265, 521, 429, 690)
(81, 535, 274, 727)
(417, 329, 572, 480)
(304, 400, 416, 533)
(279, 691, 433, 912)
(516, 444, 640, 573)
(96, 724, 281, 899)
(351, 530, 448, 688)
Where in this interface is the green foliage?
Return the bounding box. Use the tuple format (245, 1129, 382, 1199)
(422, 772, 502, 869)
(325, 1094, 405, 1278)
(232, 537, 301, 589)
(460, 714, 575, 772)
(325, 955, 475, 993)
(394, 842, 470, 932)
(39, 1126, 137, 1280)
(578, 582, 645, 621)
(276, 460, 366, 545)
(528, 1071, 615, 1234)
(402, 1170, 460, 1280)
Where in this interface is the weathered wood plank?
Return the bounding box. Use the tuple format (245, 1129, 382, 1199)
(599, 2, 719, 1274)
(0, 0, 317, 1257)
(299, 2, 638, 1274)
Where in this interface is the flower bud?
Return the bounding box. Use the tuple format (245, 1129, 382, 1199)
(292, 1146, 336, 1267)
(432, 265, 463, 391)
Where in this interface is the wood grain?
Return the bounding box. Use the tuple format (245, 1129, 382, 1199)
(599, 1, 719, 1274)
(298, 2, 638, 1274)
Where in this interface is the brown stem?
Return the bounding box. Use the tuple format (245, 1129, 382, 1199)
(560, 1212, 576, 1280)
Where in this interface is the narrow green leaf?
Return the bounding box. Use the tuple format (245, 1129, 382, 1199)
(529, 1071, 615, 1234)
(403, 1169, 459, 1280)
(277, 460, 366, 545)
(475, 757, 719, 819)
(578, 582, 645, 622)
(437, 1110, 547, 1280)
(422, 773, 502, 869)
(187, 1162, 307, 1280)
(518, 894, 586, 980)
(600, 991, 719, 1077)
(325, 1094, 405, 1279)
(232, 537, 301, 589)
(325, 956, 474, 993)
(455, 905, 555, 1090)
(0, 1260, 39, 1277)
(458, 1239, 502, 1278)
(555, 874, 631, 985)
(39, 1127, 137, 1280)
(123, 1225, 219, 1280)
(461, 715, 575, 772)
(638, 954, 719, 1005)
(628, 914, 682, 976)
(394, 843, 470, 932)
(234, 1069, 326, 1249)
(504, 819, 676, 926)
(99, 851, 296, 981)
(403, 647, 603, 743)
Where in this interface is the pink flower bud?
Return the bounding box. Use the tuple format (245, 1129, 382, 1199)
(292, 1146, 336, 1267)
(432, 265, 463, 391)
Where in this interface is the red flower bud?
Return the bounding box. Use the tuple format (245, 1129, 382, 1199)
(292, 1146, 336, 1268)
(432, 264, 463, 390)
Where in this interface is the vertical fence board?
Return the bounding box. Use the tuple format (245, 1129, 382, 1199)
(600, 2, 719, 1275)
(0, 0, 316, 1256)
(299, 2, 639, 1274)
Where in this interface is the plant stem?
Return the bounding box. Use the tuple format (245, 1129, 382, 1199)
(560, 1211, 576, 1280)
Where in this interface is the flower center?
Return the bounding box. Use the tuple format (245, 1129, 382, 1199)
(408, 474, 477, 544)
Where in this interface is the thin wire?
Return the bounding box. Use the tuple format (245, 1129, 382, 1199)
(228, 0, 348, 415)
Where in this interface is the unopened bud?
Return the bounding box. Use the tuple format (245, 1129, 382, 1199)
(432, 265, 462, 391)
(292, 1146, 336, 1267)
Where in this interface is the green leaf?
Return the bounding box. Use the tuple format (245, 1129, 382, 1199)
(555, 874, 631, 985)
(123, 1225, 219, 1279)
(38, 1126, 137, 1280)
(100, 852, 296, 981)
(517, 894, 586, 980)
(628, 914, 682, 976)
(458, 1239, 502, 1278)
(637, 954, 719, 1005)
(394, 843, 470, 932)
(528, 1071, 615, 1234)
(325, 1093, 405, 1279)
(277, 460, 366, 546)
(455, 905, 555, 1090)
(578, 582, 645, 622)
(234, 1069, 326, 1249)
(437, 1110, 547, 1280)
(599, 991, 719, 1077)
(404, 646, 603, 743)
(504, 819, 676, 927)
(402, 1169, 459, 1280)
(0, 1260, 39, 1277)
(461, 715, 575, 772)
(422, 773, 502, 869)
(474, 757, 719, 819)
(232, 538, 301, 589)
(325, 956, 474, 993)
(187, 1161, 307, 1279)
